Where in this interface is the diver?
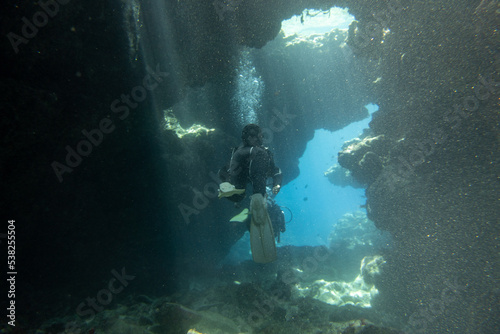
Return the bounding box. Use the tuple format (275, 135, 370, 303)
(219, 124, 282, 200)
(218, 124, 283, 263)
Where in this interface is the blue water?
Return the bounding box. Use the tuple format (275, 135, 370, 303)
(222, 104, 378, 263)
(274, 104, 378, 246)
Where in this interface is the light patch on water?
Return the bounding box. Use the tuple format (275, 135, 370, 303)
(281, 7, 355, 38)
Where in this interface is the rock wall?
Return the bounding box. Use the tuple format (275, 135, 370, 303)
(1, 0, 179, 326)
(339, 0, 499, 332)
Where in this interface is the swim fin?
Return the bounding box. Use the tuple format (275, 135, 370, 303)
(218, 182, 245, 199)
(249, 194, 277, 263)
(230, 208, 249, 223)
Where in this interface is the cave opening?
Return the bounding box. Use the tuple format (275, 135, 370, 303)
(274, 103, 378, 247)
(222, 7, 390, 263)
(281, 7, 354, 37)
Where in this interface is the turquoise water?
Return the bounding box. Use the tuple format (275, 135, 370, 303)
(274, 104, 378, 246)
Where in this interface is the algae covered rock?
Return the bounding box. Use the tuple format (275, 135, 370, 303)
(338, 135, 391, 185)
(324, 164, 365, 188)
(292, 255, 386, 308)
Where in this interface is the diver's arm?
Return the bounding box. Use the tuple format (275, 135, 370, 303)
(268, 149, 282, 194)
(272, 168, 282, 194)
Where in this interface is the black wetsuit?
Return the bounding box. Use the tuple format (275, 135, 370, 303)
(227, 144, 282, 202)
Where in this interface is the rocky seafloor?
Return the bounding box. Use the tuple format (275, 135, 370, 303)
(31, 255, 402, 334)
(17, 212, 406, 334)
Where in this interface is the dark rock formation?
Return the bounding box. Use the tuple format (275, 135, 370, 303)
(325, 164, 365, 188)
(340, 1, 499, 333)
(338, 135, 392, 185)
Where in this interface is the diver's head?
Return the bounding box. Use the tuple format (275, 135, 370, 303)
(242, 124, 263, 147)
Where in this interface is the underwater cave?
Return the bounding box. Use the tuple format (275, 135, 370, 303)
(2, 0, 498, 333)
